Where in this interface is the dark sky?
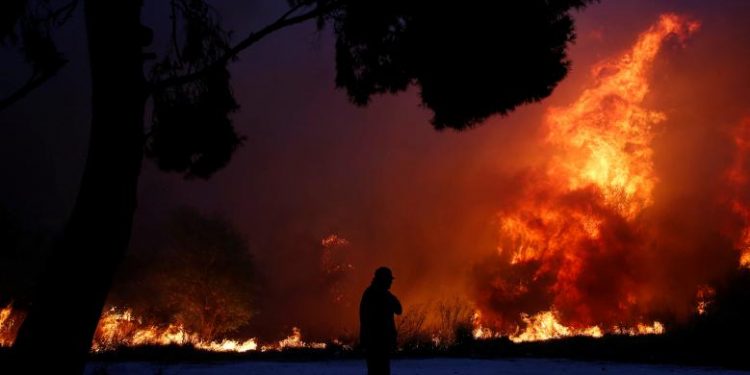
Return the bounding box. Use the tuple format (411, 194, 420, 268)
(3, 0, 750, 339)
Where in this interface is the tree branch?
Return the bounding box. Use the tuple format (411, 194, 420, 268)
(0, 62, 66, 111)
(149, 0, 342, 92)
(169, 0, 183, 65)
(49, 0, 79, 26)
(0, 0, 78, 111)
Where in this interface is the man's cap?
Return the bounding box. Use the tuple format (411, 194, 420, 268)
(374, 266, 394, 280)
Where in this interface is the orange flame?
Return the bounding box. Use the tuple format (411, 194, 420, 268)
(509, 310, 603, 343)
(471, 311, 496, 340)
(261, 326, 326, 351)
(471, 308, 664, 343)
(725, 117, 750, 269)
(0, 304, 19, 347)
(485, 14, 700, 334)
(2, 300, 327, 352)
(91, 308, 329, 352)
(545, 14, 699, 219)
(695, 285, 716, 316)
(91, 307, 258, 352)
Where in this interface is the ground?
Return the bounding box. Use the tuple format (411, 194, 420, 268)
(85, 358, 747, 374)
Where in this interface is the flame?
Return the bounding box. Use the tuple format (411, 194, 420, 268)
(508, 311, 663, 343)
(0, 305, 12, 345)
(468, 309, 663, 343)
(195, 338, 258, 352)
(262, 326, 326, 351)
(484, 14, 700, 334)
(91, 307, 258, 352)
(509, 310, 603, 343)
(621, 321, 665, 336)
(471, 311, 496, 340)
(695, 285, 716, 316)
(92, 308, 331, 352)
(741, 252, 750, 269)
(725, 118, 750, 269)
(0, 304, 23, 347)
(0, 304, 17, 347)
(2, 305, 326, 352)
(277, 327, 304, 349)
(544, 14, 699, 219)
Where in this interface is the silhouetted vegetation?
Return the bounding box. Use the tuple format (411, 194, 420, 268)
(333, 1, 595, 129)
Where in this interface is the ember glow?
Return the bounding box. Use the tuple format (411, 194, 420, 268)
(695, 285, 716, 316)
(475, 14, 701, 337)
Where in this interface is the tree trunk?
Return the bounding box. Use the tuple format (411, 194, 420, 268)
(11, 1, 146, 373)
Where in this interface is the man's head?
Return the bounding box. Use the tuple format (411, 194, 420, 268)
(373, 266, 394, 289)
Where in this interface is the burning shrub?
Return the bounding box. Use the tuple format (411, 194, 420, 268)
(435, 298, 475, 345)
(396, 298, 476, 350)
(396, 303, 430, 350)
(108, 207, 256, 343)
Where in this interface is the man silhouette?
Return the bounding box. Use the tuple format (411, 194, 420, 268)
(359, 266, 402, 375)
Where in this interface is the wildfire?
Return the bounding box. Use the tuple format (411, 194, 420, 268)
(725, 118, 750, 269)
(92, 307, 258, 352)
(91, 308, 331, 352)
(469, 308, 664, 343)
(263, 326, 326, 351)
(484, 14, 701, 334)
(0, 304, 22, 347)
(695, 285, 716, 316)
(195, 338, 258, 352)
(471, 311, 496, 340)
(1, 305, 14, 347)
(619, 322, 665, 336)
(509, 310, 602, 343)
(3, 302, 327, 352)
(6, 12, 750, 353)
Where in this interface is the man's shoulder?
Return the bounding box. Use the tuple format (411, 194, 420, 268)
(361, 286, 375, 300)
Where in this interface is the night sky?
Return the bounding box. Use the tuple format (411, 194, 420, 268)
(3, 0, 750, 339)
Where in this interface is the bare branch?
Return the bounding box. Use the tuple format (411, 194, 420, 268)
(149, 0, 341, 93)
(0, 62, 66, 111)
(0, 0, 78, 111)
(49, 0, 79, 26)
(169, 0, 183, 65)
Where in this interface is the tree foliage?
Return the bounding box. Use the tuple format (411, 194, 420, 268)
(3, 0, 596, 175)
(146, 0, 242, 179)
(332, 0, 595, 129)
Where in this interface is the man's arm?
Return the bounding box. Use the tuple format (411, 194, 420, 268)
(390, 293, 403, 315)
(359, 291, 370, 346)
